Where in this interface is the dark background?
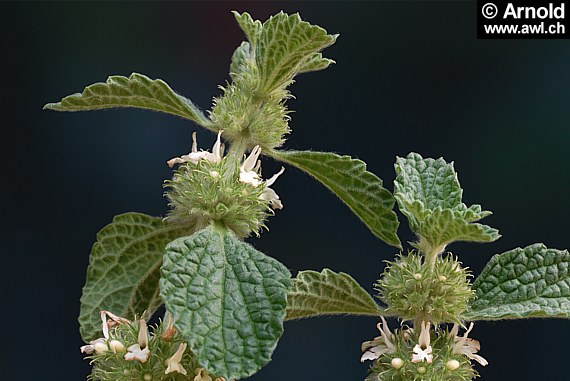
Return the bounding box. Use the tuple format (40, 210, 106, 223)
(2, 1, 569, 380)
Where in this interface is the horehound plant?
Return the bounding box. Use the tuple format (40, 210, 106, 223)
(44, 10, 570, 381)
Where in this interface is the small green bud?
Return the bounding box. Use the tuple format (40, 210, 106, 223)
(375, 251, 475, 324)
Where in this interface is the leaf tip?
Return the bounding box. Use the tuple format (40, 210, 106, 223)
(43, 102, 60, 111)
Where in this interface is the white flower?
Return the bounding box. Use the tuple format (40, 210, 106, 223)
(167, 130, 223, 167)
(194, 368, 213, 381)
(451, 322, 488, 366)
(239, 145, 262, 187)
(100, 310, 131, 338)
(360, 316, 397, 362)
(80, 338, 108, 355)
(80, 310, 130, 355)
(411, 321, 433, 364)
(165, 342, 188, 375)
(124, 319, 150, 363)
(238, 147, 285, 209)
(260, 166, 285, 209)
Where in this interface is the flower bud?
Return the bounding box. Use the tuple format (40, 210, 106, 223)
(93, 341, 109, 354)
(109, 339, 126, 354)
(391, 357, 404, 369)
(446, 359, 460, 371)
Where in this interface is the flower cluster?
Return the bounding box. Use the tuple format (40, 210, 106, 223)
(375, 251, 475, 324)
(82, 311, 224, 381)
(164, 131, 284, 237)
(361, 318, 487, 381)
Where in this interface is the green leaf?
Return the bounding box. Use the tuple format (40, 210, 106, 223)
(394, 152, 499, 252)
(466, 244, 570, 320)
(79, 213, 190, 342)
(271, 150, 401, 248)
(233, 11, 262, 45)
(286, 269, 383, 320)
(230, 41, 253, 81)
(298, 52, 335, 74)
(254, 11, 337, 94)
(43, 73, 212, 128)
(160, 227, 291, 380)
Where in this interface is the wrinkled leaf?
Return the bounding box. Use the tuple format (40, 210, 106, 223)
(466, 244, 570, 320)
(272, 150, 401, 248)
(79, 213, 190, 342)
(160, 227, 291, 380)
(240, 11, 336, 94)
(230, 41, 253, 81)
(394, 152, 499, 252)
(298, 52, 335, 74)
(44, 73, 212, 128)
(233, 11, 262, 45)
(286, 269, 383, 320)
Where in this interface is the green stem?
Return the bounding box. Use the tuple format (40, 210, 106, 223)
(228, 139, 247, 160)
(426, 250, 438, 271)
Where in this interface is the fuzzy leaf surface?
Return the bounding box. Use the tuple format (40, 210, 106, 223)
(466, 244, 570, 320)
(44, 73, 212, 127)
(272, 150, 400, 248)
(298, 52, 335, 74)
(79, 213, 190, 342)
(160, 227, 291, 380)
(394, 152, 499, 250)
(230, 41, 253, 81)
(233, 11, 262, 45)
(286, 269, 382, 320)
(248, 11, 337, 94)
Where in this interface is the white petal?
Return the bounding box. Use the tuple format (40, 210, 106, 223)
(100, 311, 110, 340)
(80, 344, 95, 354)
(171, 343, 187, 362)
(240, 170, 261, 187)
(166, 362, 188, 375)
(265, 167, 285, 187)
(211, 130, 223, 163)
(242, 146, 262, 172)
(360, 350, 380, 362)
(260, 187, 283, 209)
(167, 152, 209, 167)
(191, 132, 198, 153)
(411, 344, 433, 363)
(379, 316, 396, 345)
(468, 353, 489, 366)
(450, 323, 459, 337)
(165, 344, 188, 375)
(137, 319, 149, 348)
(418, 320, 431, 348)
(194, 368, 213, 381)
(124, 344, 150, 363)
